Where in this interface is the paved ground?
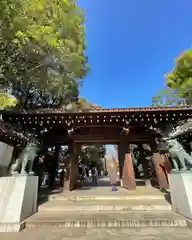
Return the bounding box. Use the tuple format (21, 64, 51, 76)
(1, 227, 192, 240)
(51, 177, 165, 198)
(1, 178, 190, 239)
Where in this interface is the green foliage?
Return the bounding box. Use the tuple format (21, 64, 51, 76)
(0, 93, 18, 110)
(0, 0, 89, 108)
(65, 97, 101, 112)
(81, 145, 106, 169)
(152, 49, 192, 106)
(166, 49, 192, 104)
(152, 87, 184, 106)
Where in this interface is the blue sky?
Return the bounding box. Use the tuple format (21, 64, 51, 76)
(78, 0, 192, 108)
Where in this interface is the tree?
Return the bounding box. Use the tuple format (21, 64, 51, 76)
(0, 93, 18, 110)
(152, 87, 184, 106)
(65, 97, 101, 112)
(81, 145, 106, 169)
(166, 49, 192, 104)
(0, 0, 89, 110)
(152, 49, 192, 106)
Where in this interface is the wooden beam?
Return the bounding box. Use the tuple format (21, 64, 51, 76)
(73, 135, 150, 142)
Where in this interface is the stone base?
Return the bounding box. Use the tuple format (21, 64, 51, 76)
(0, 176, 38, 232)
(0, 142, 14, 177)
(0, 222, 25, 232)
(168, 171, 192, 220)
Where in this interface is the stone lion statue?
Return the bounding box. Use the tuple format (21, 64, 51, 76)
(10, 158, 21, 175)
(164, 138, 192, 171)
(10, 142, 39, 176)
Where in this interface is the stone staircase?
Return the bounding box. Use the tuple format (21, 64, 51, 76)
(24, 187, 191, 229)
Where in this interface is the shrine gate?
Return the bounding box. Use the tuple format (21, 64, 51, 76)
(2, 105, 192, 191)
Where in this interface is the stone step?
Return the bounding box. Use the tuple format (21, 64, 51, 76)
(2, 227, 192, 239)
(25, 211, 187, 228)
(38, 199, 172, 212)
(49, 194, 165, 201)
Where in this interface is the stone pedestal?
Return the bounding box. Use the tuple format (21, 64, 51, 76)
(0, 176, 38, 232)
(0, 142, 14, 177)
(168, 171, 192, 220)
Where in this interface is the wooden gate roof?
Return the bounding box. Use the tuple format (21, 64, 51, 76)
(1, 105, 192, 145)
(2, 105, 192, 125)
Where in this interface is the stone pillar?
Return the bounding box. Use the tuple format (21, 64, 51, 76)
(151, 140, 170, 189)
(138, 144, 151, 186)
(118, 142, 136, 190)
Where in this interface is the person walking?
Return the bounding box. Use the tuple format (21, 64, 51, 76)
(108, 163, 118, 191)
(91, 167, 98, 185)
(46, 153, 57, 190)
(58, 168, 64, 190)
(79, 164, 85, 185)
(33, 154, 46, 191)
(88, 168, 92, 178)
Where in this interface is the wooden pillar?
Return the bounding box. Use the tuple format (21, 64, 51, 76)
(49, 144, 60, 189)
(118, 143, 123, 181)
(69, 142, 81, 191)
(118, 142, 136, 190)
(55, 144, 61, 167)
(151, 140, 170, 189)
(160, 153, 172, 178)
(63, 142, 81, 191)
(138, 144, 151, 186)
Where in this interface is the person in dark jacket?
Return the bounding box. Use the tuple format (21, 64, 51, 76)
(33, 154, 46, 191)
(46, 153, 57, 190)
(91, 167, 98, 185)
